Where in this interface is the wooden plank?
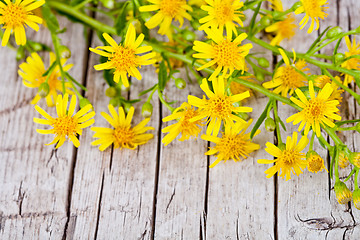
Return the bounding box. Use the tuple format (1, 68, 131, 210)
(153, 69, 208, 239)
(0, 17, 89, 239)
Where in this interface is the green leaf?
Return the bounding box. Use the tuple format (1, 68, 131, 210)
(114, 2, 129, 36)
(306, 26, 331, 54)
(250, 101, 272, 139)
(42, 3, 60, 33)
(277, 116, 287, 131)
(139, 84, 158, 96)
(158, 61, 168, 91)
(42, 61, 58, 77)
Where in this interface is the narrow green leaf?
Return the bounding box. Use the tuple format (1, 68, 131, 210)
(42, 3, 60, 33)
(114, 2, 129, 36)
(158, 61, 167, 91)
(250, 101, 272, 139)
(42, 61, 57, 77)
(139, 84, 158, 96)
(306, 26, 331, 54)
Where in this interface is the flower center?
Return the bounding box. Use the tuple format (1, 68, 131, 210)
(110, 46, 136, 71)
(213, 40, 239, 67)
(53, 116, 78, 136)
(160, 0, 184, 18)
(180, 108, 201, 133)
(277, 16, 296, 39)
(279, 150, 302, 166)
(280, 66, 306, 89)
(208, 95, 233, 119)
(302, 0, 325, 18)
(214, 2, 235, 25)
(2, 3, 27, 27)
(308, 155, 323, 172)
(113, 126, 135, 146)
(217, 134, 246, 159)
(304, 98, 325, 121)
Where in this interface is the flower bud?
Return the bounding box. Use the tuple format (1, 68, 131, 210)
(238, 112, 249, 121)
(101, 0, 115, 9)
(271, 11, 282, 20)
(123, 102, 132, 113)
(175, 78, 186, 89)
(339, 150, 350, 168)
(80, 98, 92, 109)
(334, 181, 352, 204)
(258, 57, 270, 68)
(356, 25, 360, 33)
(260, 16, 272, 27)
(326, 26, 343, 39)
(306, 151, 326, 173)
(292, 2, 302, 10)
(265, 118, 276, 132)
(16, 46, 25, 61)
(334, 53, 345, 63)
(142, 102, 153, 118)
(38, 82, 50, 98)
(182, 29, 196, 42)
(109, 98, 120, 107)
(350, 152, 360, 168)
(58, 45, 71, 59)
(353, 189, 360, 210)
(255, 72, 265, 81)
(105, 86, 118, 98)
(30, 42, 43, 52)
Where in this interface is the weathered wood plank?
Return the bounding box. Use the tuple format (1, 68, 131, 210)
(153, 69, 208, 239)
(0, 17, 89, 239)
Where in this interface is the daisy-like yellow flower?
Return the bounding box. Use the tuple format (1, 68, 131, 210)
(19, 52, 73, 107)
(294, 0, 329, 34)
(162, 102, 204, 146)
(34, 94, 95, 148)
(188, 77, 252, 136)
(0, 0, 44, 46)
(258, 132, 309, 181)
(198, 0, 244, 39)
(263, 49, 309, 97)
(341, 36, 360, 85)
(89, 24, 156, 88)
(306, 151, 326, 173)
(139, 0, 193, 35)
(313, 75, 343, 103)
(193, 28, 252, 80)
(202, 119, 260, 168)
(91, 105, 154, 151)
(286, 81, 341, 137)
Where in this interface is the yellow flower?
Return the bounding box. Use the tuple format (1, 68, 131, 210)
(263, 49, 309, 97)
(265, 14, 297, 46)
(306, 151, 326, 173)
(198, 0, 244, 39)
(19, 52, 73, 107)
(334, 181, 352, 204)
(89, 24, 156, 88)
(34, 94, 95, 148)
(294, 0, 328, 34)
(188, 77, 252, 136)
(139, 0, 192, 35)
(91, 105, 154, 151)
(258, 132, 309, 181)
(0, 0, 44, 46)
(193, 28, 252, 80)
(313, 75, 343, 103)
(162, 102, 204, 146)
(353, 189, 360, 210)
(341, 36, 360, 85)
(286, 81, 341, 137)
(351, 152, 360, 168)
(202, 119, 260, 168)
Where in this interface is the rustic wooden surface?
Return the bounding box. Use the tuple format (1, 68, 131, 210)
(1, 1, 360, 239)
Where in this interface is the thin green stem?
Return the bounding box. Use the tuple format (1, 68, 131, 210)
(335, 146, 340, 182)
(309, 131, 315, 152)
(50, 32, 66, 93)
(355, 168, 359, 190)
(158, 90, 175, 112)
(272, 99, 282, 144)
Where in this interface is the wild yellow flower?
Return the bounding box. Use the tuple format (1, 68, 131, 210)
(0, 0, 44, 46)
(294, 0, 328, 34)
(162, 102, 204, 146)
(258, 132, 309, 181)
(89, 24, 156, 88)
(306, 151, 326, 173)
(188, 77, 252, 136)
(263, 49, 309, 97)
(202, 119, 260, 168)
(265, 14, 296, 46)
(198, 0, 244, 39)
(19, 52, 73, 107)
(313, 75, 343, 103)
(286, 81, 341, 137)
(139, 0, 192, 35)
(334, 181, 352, 204)
(193, 28, 252, 80)
(34, 94, 95, 148)
(91, 105, 154, 151)
(341, 36, 360, 85)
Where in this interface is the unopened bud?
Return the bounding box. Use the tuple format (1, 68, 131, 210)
(105, 86, 118, 98)
(272, 11, 282, 20)
(80, 98, 92, 109)
(292, 2, 302, 11)
(38, 82, 50, 98)
(182, 29, 196, 42)
(16, 47, 25, 61)
(265, 118, 276, 132)
(255, 72, 265, 81)
(353, 189, 360, 210)
(326, 26, 343, 39)
(101, 0, 115, 9)
(58, 45, 71, 59)
(334, 181, 352, 204)
(350, 152, 360, 168)
(123, 102, 132, 113)
(109, 98, 119, 107)
(260, 16, 272, 27)
(175, 78, 186, 89)
(29, 42, 43, 52)
(258, 57, 270, 68)
(142, 102, 153, 118)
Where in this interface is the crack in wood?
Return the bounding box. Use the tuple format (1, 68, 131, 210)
(165, 188, 175, 213)
(0, 97, 33, 116)
(94, 172, 105, 240)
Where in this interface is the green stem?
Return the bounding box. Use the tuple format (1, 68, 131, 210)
(355, 168, 359, 190)
(336, 126, 357, 131)
(50, 32, 66, 93)
(272, 99, 282, 144)
(335, 146, 340, 182)
(309, 131, 315, 151)
(158, 90, 175, 112)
